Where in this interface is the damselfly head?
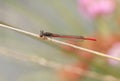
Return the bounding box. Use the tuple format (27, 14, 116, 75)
(40, 30, 44, 37)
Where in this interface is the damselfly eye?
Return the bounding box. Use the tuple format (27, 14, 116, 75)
(40, 30, 44, 37)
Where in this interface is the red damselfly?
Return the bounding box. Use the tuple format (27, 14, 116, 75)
(40, 30, 96, 41)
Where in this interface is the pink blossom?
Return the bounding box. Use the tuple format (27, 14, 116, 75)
(107, 43, 120, 66)
(78, 0, 116, 18)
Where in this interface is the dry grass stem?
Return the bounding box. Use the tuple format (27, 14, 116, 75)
(0, 23, 120, 62)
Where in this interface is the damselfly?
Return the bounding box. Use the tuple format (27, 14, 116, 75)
(40, 30, 96, 41)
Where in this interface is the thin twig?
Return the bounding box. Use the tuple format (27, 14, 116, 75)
(0, 23, 120, 62)
(0, 24, 39, 38)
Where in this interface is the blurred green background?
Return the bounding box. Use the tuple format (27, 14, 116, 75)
(0, 0, 120, 81)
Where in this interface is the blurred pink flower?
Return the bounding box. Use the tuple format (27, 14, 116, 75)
(107, 43, 120, 66)
(78, 0, 116, 18)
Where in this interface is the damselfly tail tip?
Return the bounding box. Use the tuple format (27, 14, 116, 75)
(84, 38, 96, 41)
